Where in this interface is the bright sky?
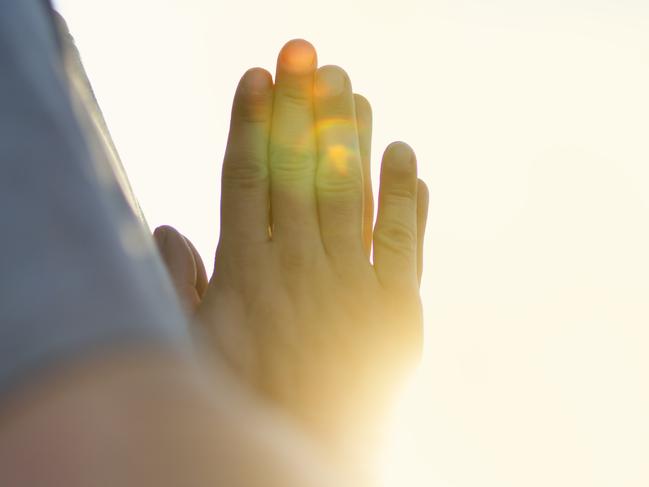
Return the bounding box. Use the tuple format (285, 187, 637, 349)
(54, 1, 649, 486)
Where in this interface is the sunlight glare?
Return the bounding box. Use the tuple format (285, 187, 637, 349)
(52, 1, 649, 486)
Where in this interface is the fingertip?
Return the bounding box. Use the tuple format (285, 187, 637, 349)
(153, 225, 167, 239)
(354, 94, 373, 133)
(154, 225, 197, 284)
(154, 224, 173, 235)
(416, 179, 429, 285)
(354, 93, 372, 113)
(354, 94, 372, 117)
(416, 179, 430, 236)
(233, 68, 273, 123)
(278, 39, 317, 73)
(385, 141, 415, 163)
(183, 236, 208, 297)
(239, 67, 273, 95)
(315, 65, 350, 98)
(382, 142, 418, 187)
(153, 225, 176, 248)
(154, 225, 187, 253)
(417, 179, 429, 205)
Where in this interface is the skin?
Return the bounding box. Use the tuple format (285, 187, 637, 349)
(154, 225, 208, 313)
(157, 39, 430, 471)
(0, 39, 428, 486)
(0, 39, 400, 487)
(0, 349, 363, 487)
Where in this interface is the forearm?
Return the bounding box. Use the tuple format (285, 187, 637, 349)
(0, 347, 361, 487)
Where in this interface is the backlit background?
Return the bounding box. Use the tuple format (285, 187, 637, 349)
(53, 1, 649, 485)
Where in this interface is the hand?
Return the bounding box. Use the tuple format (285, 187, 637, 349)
(194, 39, 429, 469)
(154, 225, 207, 314)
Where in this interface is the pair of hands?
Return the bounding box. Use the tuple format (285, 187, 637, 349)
(154, 39, 428, 468)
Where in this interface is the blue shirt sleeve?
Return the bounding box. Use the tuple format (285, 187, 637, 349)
(0, 1, 190, 396)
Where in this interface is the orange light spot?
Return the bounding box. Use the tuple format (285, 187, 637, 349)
(280, 40, 316, 73)
(328, 144, 350, 175)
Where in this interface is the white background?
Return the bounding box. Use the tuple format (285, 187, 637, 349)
(53, 1, 649, 485)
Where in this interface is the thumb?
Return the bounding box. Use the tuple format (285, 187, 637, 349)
(154, 225, 204, 313)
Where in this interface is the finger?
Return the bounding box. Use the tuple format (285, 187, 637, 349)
(182, 236, 208, 298)
(314, 65, 364, 258)
(220, 68, 273, 246)
(416, 179, 429, 285)
(373, 142, 419, 291)
(154, 226, 202, 312)
(355, 94, 374, 257)
(268, 39, 320, 244)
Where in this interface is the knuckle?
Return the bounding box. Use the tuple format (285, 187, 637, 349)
(277, 86, 311, 106)
(316, 150, 362, 195)
(269, 145, 316, 182)
(375, 221, 417, 255)
(384, 188, 418, 209)
(316, 169, 362, 196)
(222, 153, 269, 190)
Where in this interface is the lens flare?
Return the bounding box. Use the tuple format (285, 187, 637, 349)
(327, 144, 351, 175)
(316, 117, 358, 176)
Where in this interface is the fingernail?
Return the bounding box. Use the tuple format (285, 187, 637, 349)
(243, 68, 270, 95)
(386, 142, 416, 174)
(153, 226, 170, 248)
(388, 141, 415, 162)
(315, 67, 346, 98)
(279, 39, 316, 73)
